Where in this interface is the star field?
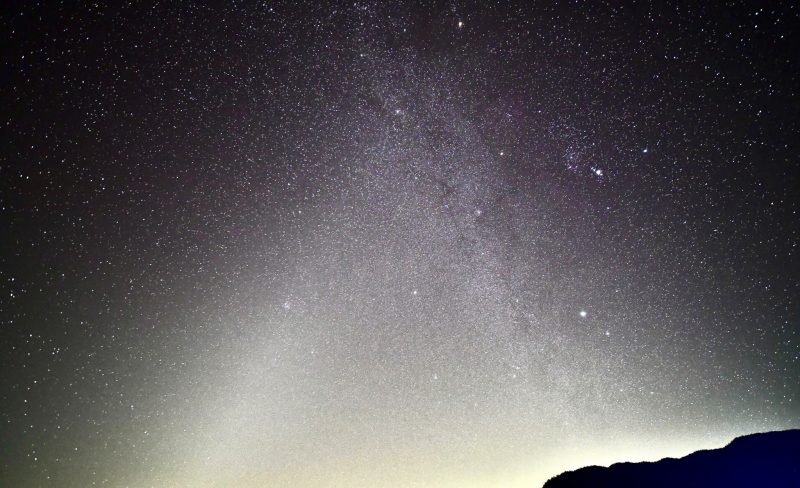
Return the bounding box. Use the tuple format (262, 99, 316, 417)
(2, 2, 799, 487)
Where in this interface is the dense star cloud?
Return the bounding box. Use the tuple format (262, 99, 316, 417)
(1, 2, 799, 487)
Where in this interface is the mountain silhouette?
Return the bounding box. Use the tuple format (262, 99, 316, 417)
(543, 429, 800, 488)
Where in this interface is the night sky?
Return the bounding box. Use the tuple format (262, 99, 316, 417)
(2, 2, 799, 487)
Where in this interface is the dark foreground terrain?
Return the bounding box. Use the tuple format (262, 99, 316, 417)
(543, 429, 800, 488)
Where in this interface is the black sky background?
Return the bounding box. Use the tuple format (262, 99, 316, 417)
(2, 2, 799, 487)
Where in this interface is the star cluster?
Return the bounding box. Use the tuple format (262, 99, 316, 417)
(2, 2, 799, 487)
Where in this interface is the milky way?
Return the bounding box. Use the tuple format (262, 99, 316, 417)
(2, 2, 799, 487)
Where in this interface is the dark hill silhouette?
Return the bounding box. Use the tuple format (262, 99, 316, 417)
(543, 429, 800, 488)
